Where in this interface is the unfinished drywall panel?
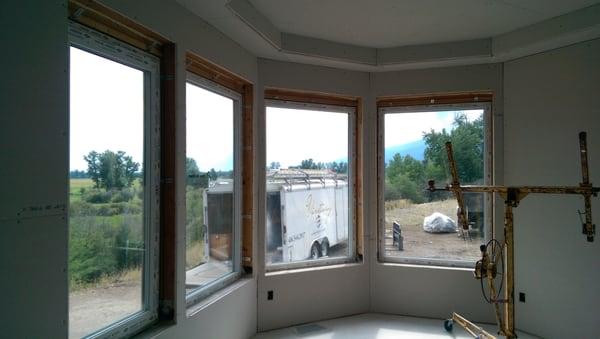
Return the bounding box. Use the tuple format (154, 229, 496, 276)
(504, 38, 600, 339)
(0, 1, 69, 337)
(154, 279, 257, 339)
(100, 0, 257, 83)
(369, 63, 504, 324)
(256, 59, 370, 331)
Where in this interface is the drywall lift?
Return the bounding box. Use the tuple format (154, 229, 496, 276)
(427, 132, 598, 338)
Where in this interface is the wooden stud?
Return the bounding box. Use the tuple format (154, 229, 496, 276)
(69, 0, 167, 57)
(159, 43, 176, 321)
(377, 91, 493, 108)
(265, 88, 359, 107)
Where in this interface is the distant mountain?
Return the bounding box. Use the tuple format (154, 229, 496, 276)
(385, 139, 426, 163)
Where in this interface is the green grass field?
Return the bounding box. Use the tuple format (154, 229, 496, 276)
(70, 178, 95, 202)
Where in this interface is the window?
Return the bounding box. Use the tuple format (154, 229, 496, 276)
(265, 94, 357, 271)
(68, 21, 160, 338)
(185, 73, 242, 305)
(378, 97, 492, 267)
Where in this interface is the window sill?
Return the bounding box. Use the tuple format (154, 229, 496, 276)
(186, 276, 254, 318)
(376, 261, 474, 272)
(265, 259, 364, 277)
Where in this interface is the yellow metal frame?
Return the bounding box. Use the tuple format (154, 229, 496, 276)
(430, 132, 598, 338)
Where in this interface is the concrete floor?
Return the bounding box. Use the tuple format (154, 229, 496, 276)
(253, 313, 540, 339)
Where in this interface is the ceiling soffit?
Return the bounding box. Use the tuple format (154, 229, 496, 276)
(184, 0, 600, 71)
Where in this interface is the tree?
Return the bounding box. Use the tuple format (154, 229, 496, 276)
(269, 161, 281, 170)
(326, 161, 348, 174)
(84, 150, 140, 190)
(208, 168, 218, 181)
(423, 113, 483, 184)
(186, 158, 201, 178)
(186, 157, 208, 187)
(385, 154, 425, 203)
(384, 112, 484, 203)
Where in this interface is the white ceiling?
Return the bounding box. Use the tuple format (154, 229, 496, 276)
(250, 0, 599, 48)
(176, 0, 600, 71)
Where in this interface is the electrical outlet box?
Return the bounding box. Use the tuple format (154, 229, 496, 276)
(519, 292, 526, 302)
(267, 290, 274, 300)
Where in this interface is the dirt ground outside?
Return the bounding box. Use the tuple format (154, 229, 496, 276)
(384, 199, 483, 263)
(69, 277, 141, 338)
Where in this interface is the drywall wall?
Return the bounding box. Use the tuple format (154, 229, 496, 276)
(1, 0, 259, 338)
(368, 63, 504, 323)
(256, 59, 371, 331)
(504, 38, 600, 338)
(153, 279, 257, 339)
(0, 1, 69, 337)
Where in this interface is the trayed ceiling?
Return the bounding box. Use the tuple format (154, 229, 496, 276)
(177, 0, 600, 71)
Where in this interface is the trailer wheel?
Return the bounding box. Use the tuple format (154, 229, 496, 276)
(443, 319, 453, 332)
(320, 240, 329, 257)
(310, 243, 321, 259)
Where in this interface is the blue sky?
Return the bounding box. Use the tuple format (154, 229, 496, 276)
(70, 46, 481, 173)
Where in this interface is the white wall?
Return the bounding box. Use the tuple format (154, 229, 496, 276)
(504, 38, 600, 339)
(1, 1, 69, 337)
(368, 63, 505, 323)
(1, 0, 259, 338)
(256, 59, 371, 331)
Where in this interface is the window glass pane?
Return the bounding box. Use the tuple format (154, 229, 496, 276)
(266, 105, 350, 266)
(69, 47, 145, 338)
(185, 83, 235, 294)
(383, 109, 486, 264)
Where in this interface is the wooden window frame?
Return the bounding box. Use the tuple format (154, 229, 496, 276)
(376, 91, 494, 268)
(185, 52, 255, 273)
(264, 88, 364, 265)
(68, 0, 177, 333)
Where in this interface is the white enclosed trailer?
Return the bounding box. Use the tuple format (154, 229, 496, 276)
(266, 169, 349, 263)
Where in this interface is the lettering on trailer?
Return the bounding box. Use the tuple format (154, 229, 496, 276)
(305, 194, 332, 228)
(288, 232, 305, 244)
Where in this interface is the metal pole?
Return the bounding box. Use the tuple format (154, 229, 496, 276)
(504, 203, 516, 338)
(445, 142, 469, 233)
(579, 132, 596, 242)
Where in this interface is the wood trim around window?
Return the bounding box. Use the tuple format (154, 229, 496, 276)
(377, 91, 493, 108)
(264, 88, 364, 258)
(159, 43, 176, 321)
(70, 0, 177, 323)
(265, 88, 359, 108)
(68, 0, 168, 57)
(186, 52, 255, 271)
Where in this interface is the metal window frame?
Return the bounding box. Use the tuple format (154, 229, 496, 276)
(68, 21, 161, 338)
(264, 99, 357, 272)
(378, 102, 493, 268)
(184, 72, 243, 307)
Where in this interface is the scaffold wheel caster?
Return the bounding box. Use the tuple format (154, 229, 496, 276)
(443, 319, 453, 332)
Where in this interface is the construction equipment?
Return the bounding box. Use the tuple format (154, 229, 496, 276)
(428, 132, 598, 338)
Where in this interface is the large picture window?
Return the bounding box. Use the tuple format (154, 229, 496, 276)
(68, 22, 160, 338)
(265, 98, 355, 271)
(379, 100, 492, 267)
(185, 73, 242, 305)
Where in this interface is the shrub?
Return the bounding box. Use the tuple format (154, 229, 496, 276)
(84, 190, 113, 204)
(111, 188, 135, 203)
